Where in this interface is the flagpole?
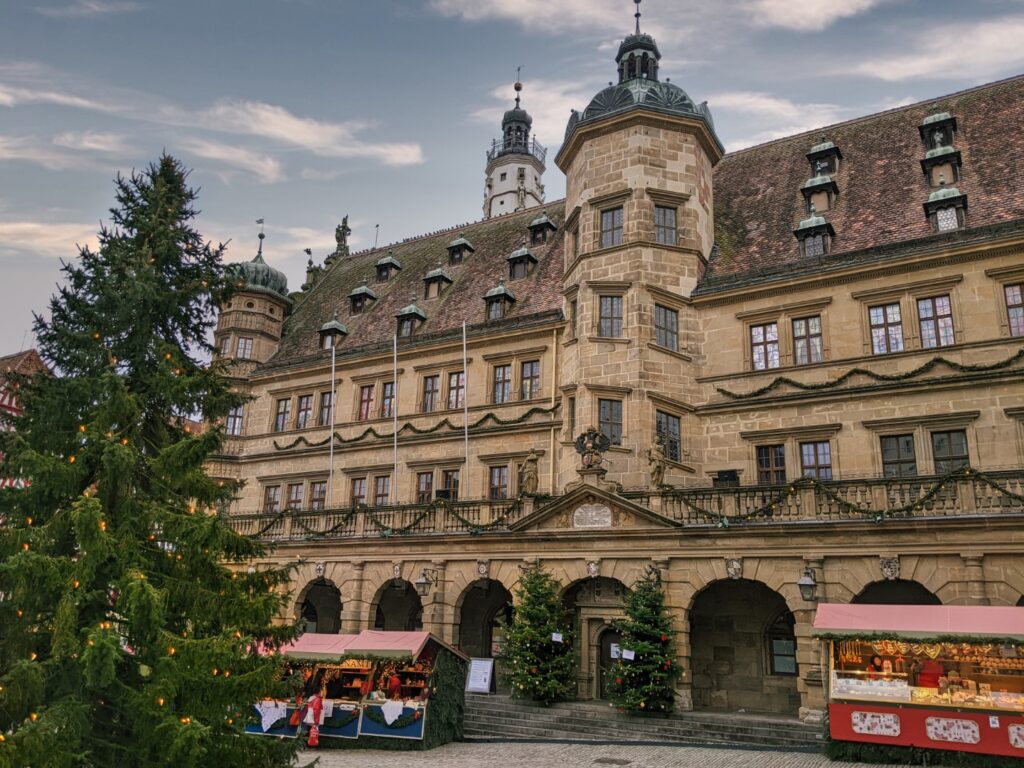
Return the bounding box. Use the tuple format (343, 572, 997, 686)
(328, 341, 337, 508)
(462, 322, 470, 491)
(392, 334, 399, 503)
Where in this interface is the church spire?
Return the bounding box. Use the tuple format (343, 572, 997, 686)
(483, 71, 547, 218)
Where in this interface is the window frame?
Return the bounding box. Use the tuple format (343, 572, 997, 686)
(792, 315, 824, 366)
(447, 371, 466, 410)
(868, 302, 905, 355)
(599, 206, 624, 249)
(309, 480, 328, 510)
(421, 374, 441, 413)
(398, 317, 416, 338)
(917, 294, 956, 349)
(800, 440, 833, 481)
(487, 298, 505, 321)
(285, 482, 304, 511)
(488, 465, 510, 500)
(373, 475, 391, 506)
(441, 468, 460, 501)
(416, 471, 434, 504)
(767, 611, 798, 677)
(598, 295, 624, 338)
(492, 364, 512, 405)
(380, 381, 395, 419)
(520, 360, 541, 401)
(750, 321, 780, 371)
(756, 444, 786, 485)
(655, 410, 681, 463)
(931, 429, 969, 474)
(654, 304, 679, 352)
(236, 337, 254, 360)
(319, 391, 334, 427)
(357, 384, 376, 421)
(263, 485, 282, 514)
(295, 394, 314, 430)
(225, 404, 244, 436)
(880, 434, 918, 478)
(350, 477, 367, 506)
(654, 205, 677, 246)
(273, 397, 292, 432)
(598, 398, 623, 446)
(1007, 283, 1024, 338)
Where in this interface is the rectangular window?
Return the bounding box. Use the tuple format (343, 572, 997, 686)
(226, 405, 243, 436)
(520, 360, 541, 400)
(309, 481, 327, 510)
(572, 228, 580, 258)
(399, 318, 415, 338)
(600, 206, 624, 248)
(792, 316, 824, 365)
(358, 384, 375, 421)
(1007, 284, 1024, 337)
(236, 337, 253, 360)
(350, 477, 367, 506)
(510, 259, 529, 280)
(932, 430, 969, 474)
(756, 444, 786, 484)
(373, 476, 390, 506)
(598, 295, 623, 338)
(320, 333, 335, 350)
(570, 299, 578, 339)
(286, 483, 304, 510)
(568, 396, 576, 436)
(416, 472, 434, 504)
(380, 381, 395, 419)
(655, 410, 681, 462)
(492, 364, 512, 404)
(750, 322, 780, 370)
(803, 234, 825, 257)
(654, 304, 678, 351)
(422, 375, 440, 412)
(489, 466, 509, 500)
(488, 299, 504, 320)
(769, 630, 798, 676)
(273, 398, 292, 432)
(448, 371, 465, 410)
(319, 391, 334, 426)
(442, 469, 460, 501)
(219, 336, 231, 357)
(936, 206, 959, 232)
(295, 394, 313, 429)
(800, 441, 833, 481)
(654, 205, 677, 245)
(881, 434, 917, 478)
(869, 303, 904, 354)
(918, 295, 955, 349)
(263, 485, 281, 514)
(598, 398, 623, 446)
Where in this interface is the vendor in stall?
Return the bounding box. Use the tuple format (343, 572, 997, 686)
(915, 657, 945, 688)
(866, 655, 886, 680)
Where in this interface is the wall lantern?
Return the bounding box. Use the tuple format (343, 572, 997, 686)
(797, 567, 818, 602)
(415, 568, 440, 597)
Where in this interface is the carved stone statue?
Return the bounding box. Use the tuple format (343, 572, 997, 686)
(647, 436, 667, 488)
(520, 449, 539, 495)
(334, 215, 352, 255)
(725, 557, 743, 580)
(587, 560, 600, 578)
(516, 176, 527, 210)
(315, 561, 326, 579)
(879, 556, 900, 581)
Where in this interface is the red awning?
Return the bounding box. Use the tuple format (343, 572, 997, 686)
(275, 630, 469, 662)
(813, 603, 1024, 641)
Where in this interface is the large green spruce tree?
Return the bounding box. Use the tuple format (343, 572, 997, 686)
(0, 156, 299, 767)
(605, 566, 679, 713)
(503, 564, 576, 705)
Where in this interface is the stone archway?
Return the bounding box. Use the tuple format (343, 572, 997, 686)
(563, 577, 629, 700)
(297, 578, 343, 634)
(1018, 595, 1024, 607)
(689, 579, 799, 715)
(372, 579, 423, 631)
(456, 579, 513, 659)
(853, 579, 941, 605)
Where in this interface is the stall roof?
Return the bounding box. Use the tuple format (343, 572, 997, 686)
(277, 633, 357, 660)
(813, 604, 1024, 641)
(277, 630, 468, 662)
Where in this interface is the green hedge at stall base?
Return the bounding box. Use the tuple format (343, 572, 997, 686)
(319, 650, 467, 752)
(826, 736, 1024, 766)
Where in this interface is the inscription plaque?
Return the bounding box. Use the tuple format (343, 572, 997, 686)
(573, 503, 612, 529)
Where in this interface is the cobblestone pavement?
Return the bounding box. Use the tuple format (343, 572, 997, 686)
(299, 741, 915, 767)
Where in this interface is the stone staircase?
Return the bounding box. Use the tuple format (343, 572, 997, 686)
(464, 694, 823, 750)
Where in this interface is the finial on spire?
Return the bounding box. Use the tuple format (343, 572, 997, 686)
(256, 218, 265, 257)
(514, 66, 523, 108)
(634, 0, 642, 34)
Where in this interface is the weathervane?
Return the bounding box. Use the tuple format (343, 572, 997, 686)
(514, 65, 523, 108)
(634, 0, 642, 34)
(256, 218, 265, 256)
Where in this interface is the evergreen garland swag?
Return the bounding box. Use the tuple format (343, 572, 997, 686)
(503, 564, 577, 705)
(605, 566, 679, 714)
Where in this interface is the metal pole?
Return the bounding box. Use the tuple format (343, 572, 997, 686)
(392, 334, 398, 503)
(462, 322, 470, 495)
(328, 341, 337, 508)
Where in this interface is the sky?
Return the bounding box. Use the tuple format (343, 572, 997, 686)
(3, 0, 1024, 353)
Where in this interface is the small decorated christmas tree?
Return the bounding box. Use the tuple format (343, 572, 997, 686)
(606, 565, 679, 713)
(503, 563, 576, 705)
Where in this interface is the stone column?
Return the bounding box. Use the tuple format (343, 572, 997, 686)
(344, 560, 367, 631)
(656, 557, 692, 711)
(796, 556, 826, 723)
(961, 553, 989, 606)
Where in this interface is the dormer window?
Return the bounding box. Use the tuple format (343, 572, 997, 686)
(924, 175, 967, 233)
(318, 313, 348, 350)
(801, 174, 839, 214)
(348, 279, 377, 315)
(794, 205, 835, 258)
(919, 110, 957, 151)
(396, 299, 426, 338)
(376, 251, 402, 282)
(806, 138, 842, 176)
(484, 279, 516, 321)
(447, 233, 476, 266)
(918, 111, 961, 188)
(528, 210, 557, 245)
(507, 243, 538, 280)
(423, 265, 453, 299)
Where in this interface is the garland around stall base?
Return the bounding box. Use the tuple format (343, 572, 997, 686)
(717, 347, 1024, 400)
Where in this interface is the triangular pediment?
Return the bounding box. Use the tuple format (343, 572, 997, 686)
(510, 485, 678, 533)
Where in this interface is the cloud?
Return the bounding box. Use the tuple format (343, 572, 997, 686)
(53, 131, 132, 153)
(709, 91, 850, 150)
(747, 0, 884, 31)
(0, 220, 98, 260)
(36, 1, 141, 18)
(472, 78, 602, 147)
(853, 14, 1024, 81)
(179, 138, 284, 184)
(0, 135, 101, 171)
(0, 82, 109, 111)
(430, 0, 623, 33)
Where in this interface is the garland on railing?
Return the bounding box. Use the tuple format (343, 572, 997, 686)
(364, 507, 432, 537)
(272, 404, 561, 451)
(438, 497, 524, 535)
(291, 507, 359, 537)
(664, 466, 1022, 528)
(362, 704, 422, 730)
(322, 708, 360, 729)
(716, 347, 1024, 400)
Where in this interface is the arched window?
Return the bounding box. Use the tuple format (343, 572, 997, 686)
(766, 610, 797, 676)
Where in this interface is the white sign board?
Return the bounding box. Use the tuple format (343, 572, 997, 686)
(551, 632, 564, 643)
(466, 657, 495, 694)
(622, 649, 636, 661)
(573, 503, 613, 529)
(610, 643, 622, 659)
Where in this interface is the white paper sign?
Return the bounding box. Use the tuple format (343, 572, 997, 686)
(465, 658, 495, 693)
(551, 632, 563, 643)
(610, 643, 621, 659)
(622, 649, 636, 661)
(989, 716, 1000, 728)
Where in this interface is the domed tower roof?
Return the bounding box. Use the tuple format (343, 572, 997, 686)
(561, 0, 722, 154)
(227, 230, 291, 304)
(503, 81, 534, 129)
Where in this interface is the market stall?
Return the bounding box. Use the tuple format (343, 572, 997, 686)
(246, 629, 467, 749)
(814, 603, 1024, 759)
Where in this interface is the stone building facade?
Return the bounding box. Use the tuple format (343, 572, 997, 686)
(211, 19, 1024, 722)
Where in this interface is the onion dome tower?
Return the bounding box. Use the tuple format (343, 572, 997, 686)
(483, 76, 547, 218)
(215, 223, 291, 371)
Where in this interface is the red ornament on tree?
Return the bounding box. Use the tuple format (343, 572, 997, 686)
(660, 634, 667, 642)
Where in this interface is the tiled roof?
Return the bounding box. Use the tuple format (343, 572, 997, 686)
(265, 204, 565, 370)
(701, 74, 1024, 293)
(0, 349, 47, 380)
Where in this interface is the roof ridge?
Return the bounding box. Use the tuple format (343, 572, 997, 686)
(348, 198, 567, 260)
(723, 72, 1024, 158)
